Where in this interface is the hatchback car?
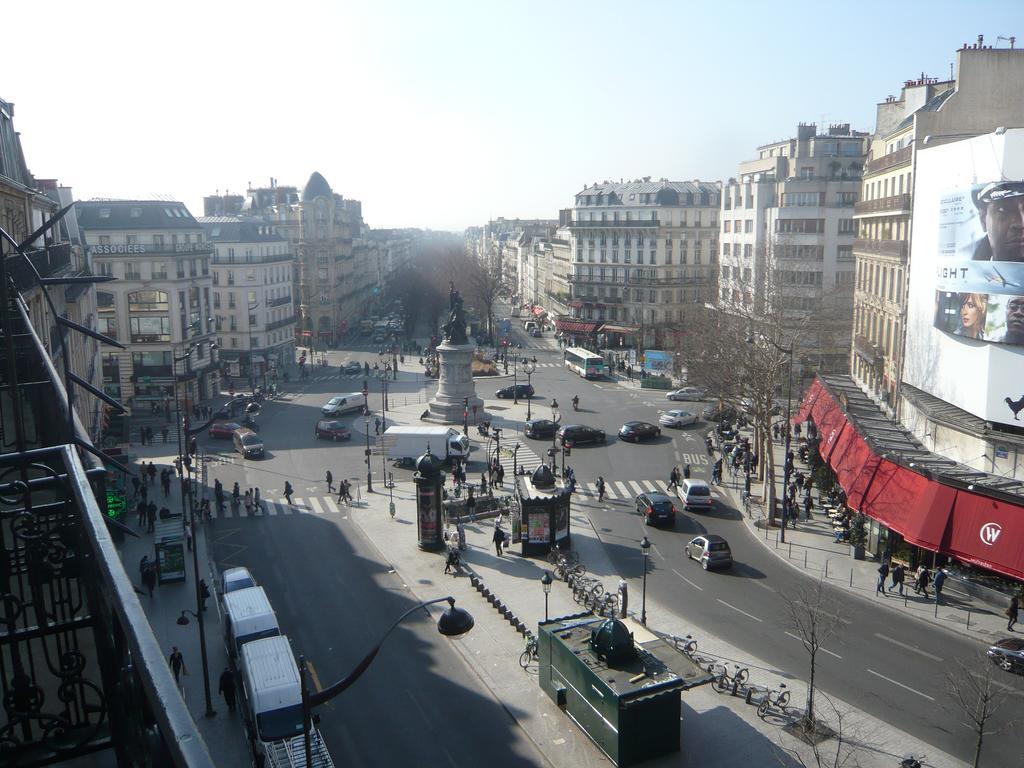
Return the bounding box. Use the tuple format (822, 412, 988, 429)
(495, 383, 535, 399)
(636, 492, 676, 526)
(315, 420, 352, 441)
(684, 535, 733, 570)
(667, 387, 705, 401)
(530, 327, 542, 337)
(619, 421, 662, 442)
(659, 409, 698, 428)
(987, 638, 1024, 673)
(524, 419, 558, 439)
(341, 360, 362, 374)
(221, 566, 256, 594)
(208, 421, 241, 439)
(558, 424, 606, 446)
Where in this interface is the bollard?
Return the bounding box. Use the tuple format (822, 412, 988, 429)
(934, 601, 939, 618)
(775, 532, 779, 548)
(966, 608, 972, 630)
(849, 568, 853, 587)
(745, 688, 754, 705)
(824, 560, 829, 579)
(804, 550, 808, 569)
(903, 593, 908, 608)
(789, 542, 793, 559)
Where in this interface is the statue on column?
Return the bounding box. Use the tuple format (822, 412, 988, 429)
(442, 281, 469, 345)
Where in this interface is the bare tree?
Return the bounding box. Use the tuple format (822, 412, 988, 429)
(783, 577, 846, 736)
(774, 691, 857, 768)
(945, 655, 1015, 768)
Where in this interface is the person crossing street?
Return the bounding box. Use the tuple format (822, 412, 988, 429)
(325, 470, 334, 494)
(284, 481, 294, 506)
(597, 476, 606, 502)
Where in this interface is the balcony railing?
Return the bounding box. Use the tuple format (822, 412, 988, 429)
(266, 316, 297, 332)
(89, 242, 213, 257)
(267, 294, 292, 308)
(9, 242, 73, 290)
(853, 194, 912, 216)
(852, 238, 908, 259)
(568, 219, 659, 228)
(211, 251, 291, 265)
(865, 145, 912, 175)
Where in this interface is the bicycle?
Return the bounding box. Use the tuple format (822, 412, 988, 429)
(593, 592, 619, 618)
(672, 634, 698, 659)
(574, 579, 604, 605)
(756, 682, 790, 718)
(546, 547, 579, 567)
(707, 662, 750, 694)
(519, 635, 538, 669)
(555, 561, 585, 582)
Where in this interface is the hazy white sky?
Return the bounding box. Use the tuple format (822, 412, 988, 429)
(5, 1, 1021, 231)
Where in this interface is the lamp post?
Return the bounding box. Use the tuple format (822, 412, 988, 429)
(541, 571, 553, 622)
(381, 365, 389, 429)
(747, 334, 794, 543)
(550, 398, 560, 471)
(300, 597, 474, 767)
(247, 300, 260, 395)
(513, 355, 519, 405)
(640, 536, 651, 625)
(522, 358, 536, 420)
(364, 414, 374, 493)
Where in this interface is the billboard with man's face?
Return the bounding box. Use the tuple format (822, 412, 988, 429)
(904, 130, 1024, 427)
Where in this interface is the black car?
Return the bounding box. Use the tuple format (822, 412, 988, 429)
(496, 383, 535, 399)
(524, 419, 558, 439)
(341, 361, 362, 374)
(988, 637, 1024, 673)
(636, 492, 676, 526)
(558, 424, 605, 446)
(618, 421, 661, 442)
(702, 404, 739, 423)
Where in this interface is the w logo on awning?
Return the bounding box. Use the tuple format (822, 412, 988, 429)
(979, 522, 1002, 546)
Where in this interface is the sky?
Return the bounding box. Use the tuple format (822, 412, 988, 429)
(5, 1, 1022, 231)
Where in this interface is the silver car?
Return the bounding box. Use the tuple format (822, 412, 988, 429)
(659, 409, 698, 428)
(667, 387, 705, 401)
(684, 535, 733, 570)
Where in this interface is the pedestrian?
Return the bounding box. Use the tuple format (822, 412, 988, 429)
(683, 463, 691, 480)
(140, 481, 148, 502)
(876, 560, 889, 595)
(254, 488, 262, 513)
(232, 482, 240, 503)
(168, 647, 187, 688)
(803, 494, 813, 520)
(794, 422, 802, 439)
(218, 667, 236, 711)
(200, 579, 210, 611)
(173, 457, 182, 477)
(142, 562, 157, 598)
(889, 563, 905, 595)
(772, 423, 779, 442)
(161, 426, 169, 443)
(480, 473, 488, 496)
(184, 519, 193, 551)
(374, 417, 381, 436)
(244, 490, 253, 515)
(137, 499, 147, 527)
(284, 481, 293, 505)
(1007, 595, 1020, 632)
(139, 555, 150, 581)
(326, 470, 334, 494)
(162, 470, 171, 498)
(597, 476, 606, 502)
(496, 464, 505, 487)
(493, 520, 505, 557)
(146, 504, 157, 533)
(933, 568, 947, 605)
(668, 466, 679, 490)
(915, 565, 931, 598)
(465, 487, 476, 521)
(149, 462, 157, 485)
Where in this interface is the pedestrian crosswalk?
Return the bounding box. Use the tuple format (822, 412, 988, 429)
(208, 495, 352, 518)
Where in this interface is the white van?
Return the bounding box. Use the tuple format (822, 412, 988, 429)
(321, 392, 365, 417)
(239, 635, 306, 748)
(223, 586, 280, 658)
(680, 479, 712, 512)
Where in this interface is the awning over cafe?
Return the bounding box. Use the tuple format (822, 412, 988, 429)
(555, 318, 600, 334)
(599, 324, 640, 335)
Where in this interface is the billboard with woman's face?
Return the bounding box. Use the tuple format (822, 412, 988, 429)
(904, 130, 1024, 427)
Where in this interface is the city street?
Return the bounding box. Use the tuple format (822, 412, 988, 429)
(198, 329, 1024, 767)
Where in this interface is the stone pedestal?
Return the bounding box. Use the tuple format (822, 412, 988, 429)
(427, 342, 486, 423)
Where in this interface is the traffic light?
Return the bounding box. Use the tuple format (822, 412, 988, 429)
(563, 445, 571, 457)
(463, 397, 469, 408)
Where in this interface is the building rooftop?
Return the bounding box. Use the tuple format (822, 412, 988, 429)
(301, 171, 334, 202)
(77, 199, 201, 230)
(575, 179, 720, 205)
(198, 216, 287, 243)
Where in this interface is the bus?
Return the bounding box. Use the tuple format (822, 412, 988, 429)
(564, 347, 605, 379)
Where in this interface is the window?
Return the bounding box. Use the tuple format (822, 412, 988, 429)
(153, 234, 164, 246)
(838, 219, 856, 234)
(129, 316, 171, 343)
(837, 246, 854, 262)
(128, 290, 169, 312)
(724, 221, 732, 233)
(800, 166, 814, 179)
(744, 220, 753, 233)
(776, 219, 824, 234)
(783, 192, 822, 207)
(228, 294, 236, 309)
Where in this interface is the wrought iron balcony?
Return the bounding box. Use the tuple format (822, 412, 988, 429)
(852, 238, 908, 259)
(267, 293, 292, 308)
(567, 219, 659, 228)
(9, 243, 73, 291)
(266, 316, 297, 332)
(853, 194, 912, 216)
(865, 145, 912, 175)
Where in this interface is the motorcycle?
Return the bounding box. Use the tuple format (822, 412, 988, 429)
(571, 396, 579, 412)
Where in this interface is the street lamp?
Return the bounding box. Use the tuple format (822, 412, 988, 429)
(541, 571, 553, 622)
(550, 398, 560, 472)
(247, 300, 260, 395)
(522, 358, 536, 420)
(364, 414, 374, 493)
(300, 596, 474, 767)
(640, 536, 651, 626)
(747, 333, 794, 543)
(513, 355, 519, 405)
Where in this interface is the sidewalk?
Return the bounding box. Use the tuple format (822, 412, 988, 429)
(114, 450, 250, 765)
(718, 431, 1010, 643)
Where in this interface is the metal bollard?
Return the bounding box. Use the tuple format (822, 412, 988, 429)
(789, 542, 793, 559)
(934, 601, 939, 618)
(804, 550, 808, 569)
(966, 608, 972, 630)
(849, 568, 853, 587)
(824, 560, 829, 579)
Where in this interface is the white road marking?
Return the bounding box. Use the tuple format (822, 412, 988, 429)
(672, 568, 704, 591)
(716, 599, 762, 622)
(307, 497, 325, 514)
(866, 669, 935, 701)
(784, 631, 842, 659)
(873, 633, 943, 662)
(292, 498, 308, 513)
(322, 497, 340, 514)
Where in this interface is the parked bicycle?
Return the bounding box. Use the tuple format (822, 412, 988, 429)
(756, 682, 790, 718)
(707, 662, 750, 694)
(546, 547, 579, 567)
(574, 579, 604, 605)
(593, 592, 619, 618)
(672, 634, 698, 659)
(519, 635, 539, 669)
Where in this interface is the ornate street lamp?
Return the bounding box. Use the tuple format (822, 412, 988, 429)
(541, 571, 553, 622)
(640, 536, 651, 625)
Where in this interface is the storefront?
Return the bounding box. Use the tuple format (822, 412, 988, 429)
(794, 375, 1024, 603)
(553, 318, 600, 348)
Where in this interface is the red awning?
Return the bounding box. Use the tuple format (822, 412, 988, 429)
(531, 306, 547, 317)
(857, 459, 953, 550)
(845, 451, 882, 511)
(792, 379, 824, 424)
(599, 324, 639, 335)
(944, 493, 1024, 581)
(810, 390, 847, 456)
(830, 424, 873, 488)
(555, 318, 600, 334)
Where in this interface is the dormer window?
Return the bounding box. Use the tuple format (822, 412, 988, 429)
(99, 208, 111, 219)
(130, 207, 142, 218)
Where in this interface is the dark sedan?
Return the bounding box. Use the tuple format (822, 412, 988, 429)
(208, 421, 241, 439)
(636, 492, 676, 526)
(315, 420, 352, 441)
(988, 637, 1024, 673)
(495, 383, 535, 399)
(524, 419, 558, 439)
(619, 421, 661, 442)
(557, 424, 605, 446)
(341, 361, 362, 374)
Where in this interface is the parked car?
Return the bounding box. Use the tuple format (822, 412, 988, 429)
(702, 404, 739, 423)
(987, 638, 1024, 673)
(667, 387, 705, 401)
(221, 566, 256, 595)
(558, 424, 606, 446)
(618, 421, 662, 442)
(315, 420, 352, 441)
(659, 409, 698, 428)
(635, 492, 676, 526)
(684, 534, 733, 570)
(208, 421, 241, 439)
(496, 383, 535, 399)
(530, 327, 542, 337)
(524, 419, 558, 439)
(341, 360, 362, 374)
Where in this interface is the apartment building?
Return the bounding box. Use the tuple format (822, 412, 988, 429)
(199, 216, 295, 388)
(718, 124, 867, 374)
(78, 200, 218, 410)
(563, 179, 720, 350)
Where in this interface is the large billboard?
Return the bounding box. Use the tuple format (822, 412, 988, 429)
(904, 130, 1024, 427)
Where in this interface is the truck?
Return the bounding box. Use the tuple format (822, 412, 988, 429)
(381, 426, 471, 467)
(239, 635, 334, 768)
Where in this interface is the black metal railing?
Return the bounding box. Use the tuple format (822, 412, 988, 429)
(9, 243, 73, 291)
(267, 294, 292, 308)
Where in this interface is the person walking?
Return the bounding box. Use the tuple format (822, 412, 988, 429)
(218, 667, 237, 711)
(1007, 595, 1020, 632)
(232, 482, 240, 504)
(161, 426, 169, 443)
(668, 466, 680, 490)
(244, 490, 253, 516)
(137, 499, 147, 527)
(889, 563, 905, 596)
(184, 519, 193, 552)
(915, 565, 931, 598)
(492, 520, 505, 557)
(200, 579, 211, 611)
(597, 476, 606, 502)
(496, 464, 505, 488)
(284, 481, 294, 506)
(876, 559, 889, 595)
(254, 488, 262, 514)
(168, 647, 188, 689)
(465, 487, 476, 521)
(803, 493, 814, 521)
(325, 470, 334, 494)
(933, 568, 947, 605)
(142, 562, 157, 598)
(374, 417, 381, 436)
(146, 503, 157, 533)
(161, 470, 171, 498)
